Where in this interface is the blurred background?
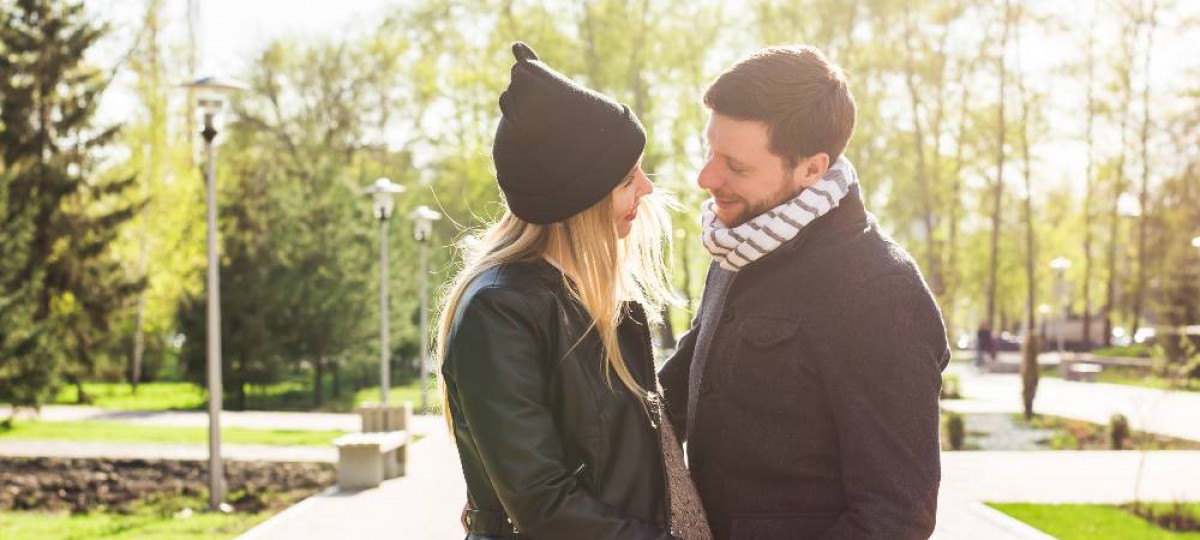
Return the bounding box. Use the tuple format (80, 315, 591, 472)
(3, 1, 1200, 538)
(1, 0, 1198, 413)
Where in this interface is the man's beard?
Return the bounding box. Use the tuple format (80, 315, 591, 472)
(717, 173, 801, 228)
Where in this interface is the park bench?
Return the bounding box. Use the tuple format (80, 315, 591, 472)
(332, 402, 413, 489)
(1063, 362, 1103, 382)
(333, 431, 408, 489)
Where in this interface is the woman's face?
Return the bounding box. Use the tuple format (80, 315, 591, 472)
(612, 158, 654, 239)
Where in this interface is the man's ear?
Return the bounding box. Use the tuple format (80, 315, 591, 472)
(791, 153, 831, 188)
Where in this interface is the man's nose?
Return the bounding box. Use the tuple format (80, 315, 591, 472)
(697, 160, 722, 192)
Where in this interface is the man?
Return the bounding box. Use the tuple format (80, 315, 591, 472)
(659, 45, 950, 540)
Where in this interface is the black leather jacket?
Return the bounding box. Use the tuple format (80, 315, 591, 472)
(441, 260, 676, 540)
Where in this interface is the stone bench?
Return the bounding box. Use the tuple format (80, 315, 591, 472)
(333, 430, 408, 490)
(1063, 362, 1103, 382)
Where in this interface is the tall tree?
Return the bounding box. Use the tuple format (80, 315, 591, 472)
(0, 0, 142, 405)
(986, 0, 1014, 331)
(1080, 0, 1100, 350)
(1130, 0, 1158, 336)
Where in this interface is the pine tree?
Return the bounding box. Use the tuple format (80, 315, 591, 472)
(0, 0, 142, 407)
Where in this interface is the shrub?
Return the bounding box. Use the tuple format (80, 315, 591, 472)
(1110, 413, 1130, 450)
(945, 412, 966, 450)
(940, 374, 962, 400)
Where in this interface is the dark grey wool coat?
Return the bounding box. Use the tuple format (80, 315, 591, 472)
(659, 185, 950, 540)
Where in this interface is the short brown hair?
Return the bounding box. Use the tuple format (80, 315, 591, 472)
(704, 45, 856, 167)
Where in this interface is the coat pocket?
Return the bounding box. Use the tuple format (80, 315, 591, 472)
(729, 512, 840, 540)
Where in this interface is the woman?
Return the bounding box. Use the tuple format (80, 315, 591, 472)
(436, 43, 709, 540)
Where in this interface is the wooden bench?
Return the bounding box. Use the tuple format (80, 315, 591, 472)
(333, 431, 408, 490)
(1063, 362, 1103, 382)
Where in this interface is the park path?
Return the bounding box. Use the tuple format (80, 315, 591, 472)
(237, 416, 1200, 539)
(942, 360, 1200, 441)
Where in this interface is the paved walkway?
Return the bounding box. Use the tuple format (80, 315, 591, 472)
(238, 418, 1200, 539)
(942, 362, 1200, 441)
(239, 416, 463, 539)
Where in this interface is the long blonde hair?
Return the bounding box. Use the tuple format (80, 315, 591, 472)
(435, 189, 677, 424)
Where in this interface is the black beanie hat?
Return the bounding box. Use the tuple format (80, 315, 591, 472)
(493, 42, 646, 225)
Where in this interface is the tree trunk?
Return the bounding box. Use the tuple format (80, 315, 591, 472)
(1103, 17, 1138, 347)
(313, 357, 325, 407)
(986, 0, 1013, 331)
(332, 358, 342, 399)
(901, 3, 941, 297)
(1131, 0, 1157, 336)
(1081, 1, 1098, 351)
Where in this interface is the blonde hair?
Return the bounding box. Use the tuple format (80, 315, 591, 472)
(435, 189, 677, 425)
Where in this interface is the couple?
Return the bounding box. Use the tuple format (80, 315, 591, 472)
(437, 42, 950, 540)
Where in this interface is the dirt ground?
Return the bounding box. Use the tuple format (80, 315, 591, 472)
(1, 457, 335, 515)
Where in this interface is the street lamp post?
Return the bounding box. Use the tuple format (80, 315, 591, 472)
(363, 178, 406, 406)
(1050, 257, 1072, 356)
(180, 74, 246, 512)
(408, 206, 442, 413)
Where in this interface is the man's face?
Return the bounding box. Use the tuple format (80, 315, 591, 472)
(697, 113, 826, 227)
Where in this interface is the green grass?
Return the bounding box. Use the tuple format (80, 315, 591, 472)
(0, 509, 268, 540)
(990, 503, 1200, 539)
(41, 379, 442, 413)
(0, 494, 274, 540)
(354, 380, 441, 414)
(0, 420, 345, 447)
(1044, 365, 1199, 393)
(53, 382, 207, 411)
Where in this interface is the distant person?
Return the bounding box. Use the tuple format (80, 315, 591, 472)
(976, 322, 993, 368)
(438, 43, 707, 539)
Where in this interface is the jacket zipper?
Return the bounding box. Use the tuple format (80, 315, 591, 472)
(635, 311, 674, 533)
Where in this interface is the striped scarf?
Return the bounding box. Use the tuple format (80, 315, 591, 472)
(701, 157, 858, 271)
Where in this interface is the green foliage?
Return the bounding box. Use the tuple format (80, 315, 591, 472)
(6, 0, 1200, 410)
(1093, 344, 1156, 358)
(940, 374, 962, 399)
(0, 0, 141, 408)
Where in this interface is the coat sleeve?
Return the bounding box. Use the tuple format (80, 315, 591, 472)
(658, 316, 698, 444)
(444, 287, 676, 540)
(816, 273, 950, 540)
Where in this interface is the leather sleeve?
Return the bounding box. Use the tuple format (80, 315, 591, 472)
(657, 313, 697, 444)
(445, 287, 676, 540)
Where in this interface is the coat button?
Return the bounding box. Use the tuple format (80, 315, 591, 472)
(700, 380, 713, 395)
(721, 307, 735, 323)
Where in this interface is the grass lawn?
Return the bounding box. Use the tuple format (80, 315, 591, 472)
(0, 420, 344, 447)
(990, 503, 1200, 539)
(0, 508, 268, 540)
(1041, 364, 1199, 393)
(53, 382, 206, 411)
(43, 379, 440, 413)
(0, 493, 277, 540)
(354, 381, 440, 414)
